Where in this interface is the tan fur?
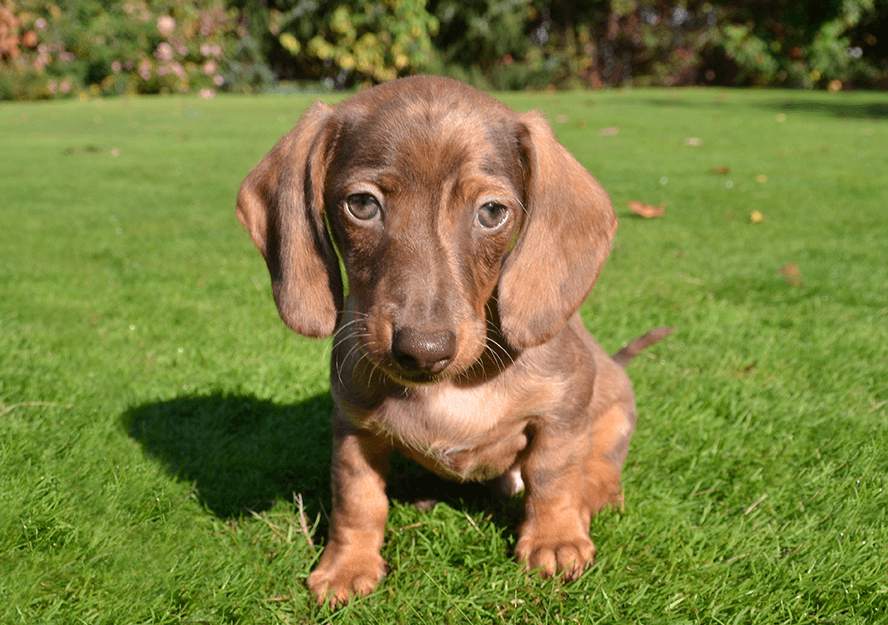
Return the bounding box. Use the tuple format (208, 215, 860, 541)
(236, 76, 671, 607)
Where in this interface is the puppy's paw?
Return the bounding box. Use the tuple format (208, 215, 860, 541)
(307, 551, 387, 607)
(515, 531, 595, 581)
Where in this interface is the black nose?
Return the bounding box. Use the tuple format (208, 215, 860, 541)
(391, 327, 456, 375)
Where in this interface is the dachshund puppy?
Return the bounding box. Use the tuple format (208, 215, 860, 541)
(237, 75, 670, 606)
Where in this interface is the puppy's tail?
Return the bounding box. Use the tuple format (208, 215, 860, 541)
(612, 327, 674, 368)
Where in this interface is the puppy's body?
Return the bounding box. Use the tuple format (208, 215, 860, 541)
(237, 76, 669, 606)
(333, 311, 630, 486)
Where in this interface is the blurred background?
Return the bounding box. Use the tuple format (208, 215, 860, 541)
(1, 0, 886, 100)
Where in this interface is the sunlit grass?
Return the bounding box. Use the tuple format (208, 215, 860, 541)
(2, 87, 886, 623)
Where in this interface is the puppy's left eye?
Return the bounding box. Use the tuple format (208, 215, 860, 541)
(345, 194, 381, 221)
(477, 203, 509, 230)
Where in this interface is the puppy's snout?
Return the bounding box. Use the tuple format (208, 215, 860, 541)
(391, 327, 456, 375)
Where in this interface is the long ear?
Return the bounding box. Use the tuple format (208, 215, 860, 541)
(497, 110, 618, 349)
(236, 102, 343, 338)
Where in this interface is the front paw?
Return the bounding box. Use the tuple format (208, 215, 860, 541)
(307, 550, 387, 607)
(515, 529, 595, 581)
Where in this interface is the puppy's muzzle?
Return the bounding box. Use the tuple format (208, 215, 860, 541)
(391, 326, 456, 378)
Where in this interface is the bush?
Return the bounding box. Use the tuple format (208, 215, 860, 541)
(256, 0, 438, 88)
(0, 0, 886, 99)
(0, 0, 274, 100)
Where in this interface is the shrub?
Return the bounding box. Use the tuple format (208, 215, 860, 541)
(0, 0, 274, 100)
(264, 0, 439, 88)
(1, 0, 885, 99)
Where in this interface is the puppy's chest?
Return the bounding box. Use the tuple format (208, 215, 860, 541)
(371, 384, 530, 481)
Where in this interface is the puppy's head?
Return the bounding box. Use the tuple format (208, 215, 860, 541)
(237, 76, 617, 383)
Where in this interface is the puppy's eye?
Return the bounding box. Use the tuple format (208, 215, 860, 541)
(345, 194, 381, 221)
(477, 203, 509, 230)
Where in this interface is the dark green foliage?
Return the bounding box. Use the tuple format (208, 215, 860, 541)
(1, 0, 886, 98)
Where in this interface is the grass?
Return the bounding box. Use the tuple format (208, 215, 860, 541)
(1, 86, 886, 624)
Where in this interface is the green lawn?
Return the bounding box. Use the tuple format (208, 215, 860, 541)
(1, 86, 886, 624)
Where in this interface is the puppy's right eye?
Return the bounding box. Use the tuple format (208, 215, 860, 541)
(477, 202, 510, 230)
(345, 194, 381, 221)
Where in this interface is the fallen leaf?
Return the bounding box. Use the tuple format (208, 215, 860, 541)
(749, 210, 764, 223)
(685, 137, 702, 146)
(780, 263, 805, 288)
(711, 166, 731, 175)
(736, 362, 757, 377)
(598, 126, 619, 136)
(756, 174, 768, 183)
(556, 114, 569, 124)
(628, 201, 666, 218)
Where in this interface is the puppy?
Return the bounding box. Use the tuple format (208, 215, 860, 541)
(237, 75, 671, 606)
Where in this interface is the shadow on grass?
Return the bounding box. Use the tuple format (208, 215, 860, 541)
(761, 97, 888, 120)
(124, 392, 335, 519)
(638, 94, 888, 120)
(124, 391, 523, 530)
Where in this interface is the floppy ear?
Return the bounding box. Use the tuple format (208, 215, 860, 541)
(497, 110, 618, 349)
(236, 102, 343, 338)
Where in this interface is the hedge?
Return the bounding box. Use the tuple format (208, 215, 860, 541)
(1, 0, 886, 100)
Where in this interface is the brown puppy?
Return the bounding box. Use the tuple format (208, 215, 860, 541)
(237, 75, 670, 606)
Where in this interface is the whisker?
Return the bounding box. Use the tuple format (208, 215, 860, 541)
(336, 337, 370, 388)
(331, 321, 361, 352)
(484, 319, 517, 370)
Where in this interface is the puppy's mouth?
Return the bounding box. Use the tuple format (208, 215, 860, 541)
(354, 351, 453, 387)
(386, 367, 447, 386)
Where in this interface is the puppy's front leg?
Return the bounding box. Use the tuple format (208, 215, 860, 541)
(307, 414, 391, 606)
(515, 423, 596, 581)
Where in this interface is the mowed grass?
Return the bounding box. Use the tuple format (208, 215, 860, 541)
(1, 86, 886, 624)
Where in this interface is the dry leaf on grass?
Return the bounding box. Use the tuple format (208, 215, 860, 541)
(780, 263, 805, 288)
(628, 201, 666, 218)
(598, 126, 619, 136)
(711, 166, 731, 175)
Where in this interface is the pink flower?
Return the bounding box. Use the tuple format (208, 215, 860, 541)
(154, 42, 174, 62)
(213, 74, 224, 86)
(138, 59, 152, 80)
(202, 60, 217, 75)
(157, 16, 176, 37)
(199, 88, 216, 99)
(111, 61, 122, 72)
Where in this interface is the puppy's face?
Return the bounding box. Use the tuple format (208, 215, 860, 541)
(324, 91, 527, 384)
(238, 76, 618, 385)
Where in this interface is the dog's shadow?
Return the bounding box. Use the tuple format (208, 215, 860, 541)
(124, 392, 335, 519)
(124, 392, 522, 530)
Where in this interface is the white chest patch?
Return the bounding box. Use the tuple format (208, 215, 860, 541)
(421, 383, 507, 440)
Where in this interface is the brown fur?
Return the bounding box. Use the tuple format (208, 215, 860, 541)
(237, 76, 671, 606)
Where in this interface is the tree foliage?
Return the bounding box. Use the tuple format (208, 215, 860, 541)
(1, 0, 885, 100)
